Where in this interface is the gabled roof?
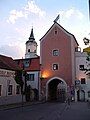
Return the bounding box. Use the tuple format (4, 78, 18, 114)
(0, 55, 21, 71)
(14, 56, 40, 71)
(40, 22, 79, 46)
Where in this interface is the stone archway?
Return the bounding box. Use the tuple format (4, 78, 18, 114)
(46, 77, 67, 101)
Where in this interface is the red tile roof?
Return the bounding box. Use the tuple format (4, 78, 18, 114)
(0, 55, 21, 71)
(14, 56, 40, 71)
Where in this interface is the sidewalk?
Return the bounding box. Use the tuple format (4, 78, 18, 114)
(0, 100, 45, 110)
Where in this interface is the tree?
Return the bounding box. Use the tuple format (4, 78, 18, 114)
(15, 70, 23, 93)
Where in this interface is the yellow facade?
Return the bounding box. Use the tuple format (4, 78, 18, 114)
(83, 47, 90, 55)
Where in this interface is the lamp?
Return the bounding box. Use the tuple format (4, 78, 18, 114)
(40, 76, 45, 81)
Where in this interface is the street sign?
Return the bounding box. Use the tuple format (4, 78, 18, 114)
(75, 80, 80, 85)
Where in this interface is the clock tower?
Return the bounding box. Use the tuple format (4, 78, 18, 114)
(25, 28, 38, 58)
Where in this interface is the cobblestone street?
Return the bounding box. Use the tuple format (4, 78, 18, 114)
(0, 102, 90, 120)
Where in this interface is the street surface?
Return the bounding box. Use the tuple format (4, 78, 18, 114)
(0, 102, 90, 120)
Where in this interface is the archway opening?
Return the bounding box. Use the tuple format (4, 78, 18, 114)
(48, 78, 66, 102)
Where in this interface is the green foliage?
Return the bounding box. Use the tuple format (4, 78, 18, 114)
(25, 73, 29, 81)
(86, 56, 90, 61)
(15, 70, 23, 86)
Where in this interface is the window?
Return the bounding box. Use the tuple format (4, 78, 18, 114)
(81, 78, 86, 84)
(53, 64, 59, 70)
(16, 85, 20, 94)
(79, 65, 84, 71)
(88, 91, 90, 98)
(28, 74, 34, 81)
(24, 60, 30, 67)
(53, 50, 59, 56)
(34, 50, 36, 53)
(54, 27, 58, 34)
(28, 49, 30, 52)
(8, 85, 12, 95)
(0, 85, 2, 96)
(55, 30, 57, 34)
(75, 47, 81, 52)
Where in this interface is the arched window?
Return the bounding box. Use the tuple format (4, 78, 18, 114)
(28, 49, 30, 52)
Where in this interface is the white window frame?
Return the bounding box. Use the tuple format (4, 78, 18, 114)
(52, 49, 59, 56)
(29, 74, 35, 81)
(52, 63, 59, 71)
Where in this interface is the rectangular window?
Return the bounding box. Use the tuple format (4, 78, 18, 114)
(81, 78, 86, 84)
(75, 47, 81, 52)
(8, 85, 12, 95)
(79, 65, 84, 71)
(29, 74, 35, 81)
(54, 27, 58, 35)
(16, 85, 20, 94)
(88, 91, 90, 98)
(53, 50, 59, 56)
(55, 30, 57, 34)
(0, 85, 2, 96)
(53, 64, 59, 70)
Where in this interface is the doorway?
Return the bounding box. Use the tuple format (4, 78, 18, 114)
(77, 90, 85, 101)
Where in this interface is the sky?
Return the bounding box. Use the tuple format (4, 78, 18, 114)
(0, 0, 90, 59)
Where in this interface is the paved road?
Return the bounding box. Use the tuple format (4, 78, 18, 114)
(0, 102, 90, 120)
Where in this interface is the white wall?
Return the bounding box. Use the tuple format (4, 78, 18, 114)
(27, 71, 39, 90)
(0, 69, 23, 105)
(75, 51, 90, 101)
(75, 52, 87, 80)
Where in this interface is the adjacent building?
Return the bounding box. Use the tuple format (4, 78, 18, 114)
(75, 47, 90, 101)
(0, 55, 22, 105)
(15, 28, 40, 101)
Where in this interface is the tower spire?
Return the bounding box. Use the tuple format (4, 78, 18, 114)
(25, 27, 37, 58)
(29, 27, 35, 41)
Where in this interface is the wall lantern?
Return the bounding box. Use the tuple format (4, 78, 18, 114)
(40, 76, 45, 81)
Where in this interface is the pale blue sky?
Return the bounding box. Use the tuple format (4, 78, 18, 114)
(0, 0, 90, 58)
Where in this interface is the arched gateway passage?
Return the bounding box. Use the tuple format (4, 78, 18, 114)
(46, 77, 67, 102)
